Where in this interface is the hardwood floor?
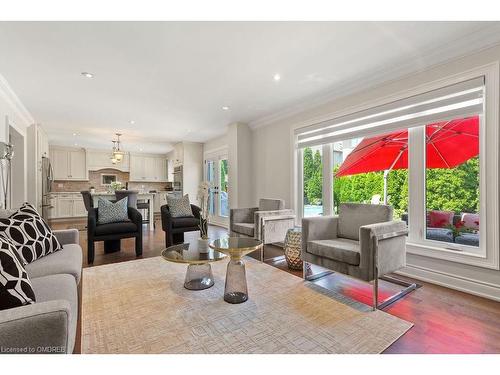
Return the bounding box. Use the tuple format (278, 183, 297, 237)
(51, 218, 500, 354)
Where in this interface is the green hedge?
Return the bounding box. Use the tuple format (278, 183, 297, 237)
(303, 147, 479, 218)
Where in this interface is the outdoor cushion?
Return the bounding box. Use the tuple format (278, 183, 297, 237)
(258, 199, 285, 211)
(428, 210, 454, 228)
(171, 217, 200, 229)
(461, 213, 479, 230)
(25, 244, 82, 284)
(455, 233, 479, 247)
(30, 274, 77, 354)
(97, 197, 129, 224)
(94, 221, 138, 236)
(232, 222, 255, 237)
(307, 238, 360, 266)
(338, 203, 392, 241)
(426, 228, 453, 242)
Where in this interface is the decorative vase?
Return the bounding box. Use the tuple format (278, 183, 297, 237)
(198, 238, 209, 253)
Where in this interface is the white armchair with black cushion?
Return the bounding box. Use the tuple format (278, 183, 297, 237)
(230, 198, 296, 260)
(301, 203, 416, 310)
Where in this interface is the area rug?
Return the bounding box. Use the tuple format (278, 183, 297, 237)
(82, 256, 412, 353)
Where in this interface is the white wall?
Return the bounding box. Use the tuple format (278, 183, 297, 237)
(0, 74, 33, 208)
(250, 44, 500, 301)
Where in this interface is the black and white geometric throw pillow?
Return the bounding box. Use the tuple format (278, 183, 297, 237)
(0, 234, 36, 310)
(0, 203, 62, 264)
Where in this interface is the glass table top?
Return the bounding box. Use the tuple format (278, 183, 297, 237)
(161, 242, 227, 264)
(209, 237, 263, 257)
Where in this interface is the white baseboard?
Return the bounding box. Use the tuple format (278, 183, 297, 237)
(396, 264, 500, 302)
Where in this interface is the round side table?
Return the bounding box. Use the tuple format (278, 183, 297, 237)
(284, 227, 303, 270)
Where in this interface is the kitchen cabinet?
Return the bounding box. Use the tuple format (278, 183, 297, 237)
(50, 147, 88, 180)
(50, 193, 86, 218)
(87, 149, 130, 171)
(129, 153, 168, 182)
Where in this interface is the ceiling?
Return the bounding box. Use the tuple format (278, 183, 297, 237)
(1, 21, 500, 153)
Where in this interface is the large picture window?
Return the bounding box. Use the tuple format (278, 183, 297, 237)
(295, 69, 499, 269)
(302, 146, 323, 217)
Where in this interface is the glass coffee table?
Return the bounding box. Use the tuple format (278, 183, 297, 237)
(161, 242, 226, 290)
(209, 237, 263, 304)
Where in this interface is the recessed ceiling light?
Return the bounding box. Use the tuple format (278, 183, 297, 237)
(72, 133, 77, 136)
(81, 72, 94, 79)
(74, 143, 78, 146)
(273, 73, 281, 82)
(222, 106, 230, 111)
(130, 120, 135, 125)
(139, 148, 143, 152)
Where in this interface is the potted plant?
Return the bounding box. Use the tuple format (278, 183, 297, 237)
(197, 181, 211, 253)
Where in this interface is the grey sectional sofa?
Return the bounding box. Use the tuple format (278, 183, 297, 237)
(0, 229, 82, 354)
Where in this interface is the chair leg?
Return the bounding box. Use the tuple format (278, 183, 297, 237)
(302, 261, 334, 281)
(87, 241, 95, 265)
(135, 236, 143, 257)
(375, 275, 418, 310)
(373, 277, 379, 311)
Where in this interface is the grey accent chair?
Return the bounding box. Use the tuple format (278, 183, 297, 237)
(301, 203, 416, 310)
(230, 198, 296, 260)
(0, 229, 82, 353)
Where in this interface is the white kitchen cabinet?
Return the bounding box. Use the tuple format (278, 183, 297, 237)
(73, 197, 87, 217)
(87, 149, 130, 171)
(50, 147, 88, 181)
(51, 193, 87, 218)
(56, 195, 74, 218)
(129, 154, 168, 182)
(69, 150, 87, 179)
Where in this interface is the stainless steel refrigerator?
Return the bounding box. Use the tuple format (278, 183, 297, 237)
(41, 156, 53, 219)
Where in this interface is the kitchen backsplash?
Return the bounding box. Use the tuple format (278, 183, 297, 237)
(52, 168, 171, 192)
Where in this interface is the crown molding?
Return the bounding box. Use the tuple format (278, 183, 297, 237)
(0, 73, 35, 129)
(249, 24, 500, 130)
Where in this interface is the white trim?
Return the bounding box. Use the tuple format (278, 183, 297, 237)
(249, 26, 500, 130)
(0, 74, 34, 130)
(396, 264, 500, 302)
(203, 145, 228, 157)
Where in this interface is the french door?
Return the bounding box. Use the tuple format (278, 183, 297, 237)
(205, 150, 229, 227)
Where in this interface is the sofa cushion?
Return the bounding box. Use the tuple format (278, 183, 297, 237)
(338, 203, 393, 241)
(259, 198, 285, 211)
(426, 228, 453, 243)
(31, 274, 77, 354)
(97, 197, 129, 224)
(232, 222, 255, 237)
(455, 233, 480, 247)
(0, 212, 62, 264)
(171, 217, 200, 229)
(25, 244, 82, 284)
(307, 238, 361, 266)
(167, 194, 194, 218)
(428, 210, 454, 228)
(461, 213, 479, 230)
(0, 235, 36, 310)
(94, 221, 138, 236)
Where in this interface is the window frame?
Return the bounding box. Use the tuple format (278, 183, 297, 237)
(294, 62, 499, 270)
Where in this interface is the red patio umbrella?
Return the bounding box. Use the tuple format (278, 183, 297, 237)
(335, 116, 479, 203)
